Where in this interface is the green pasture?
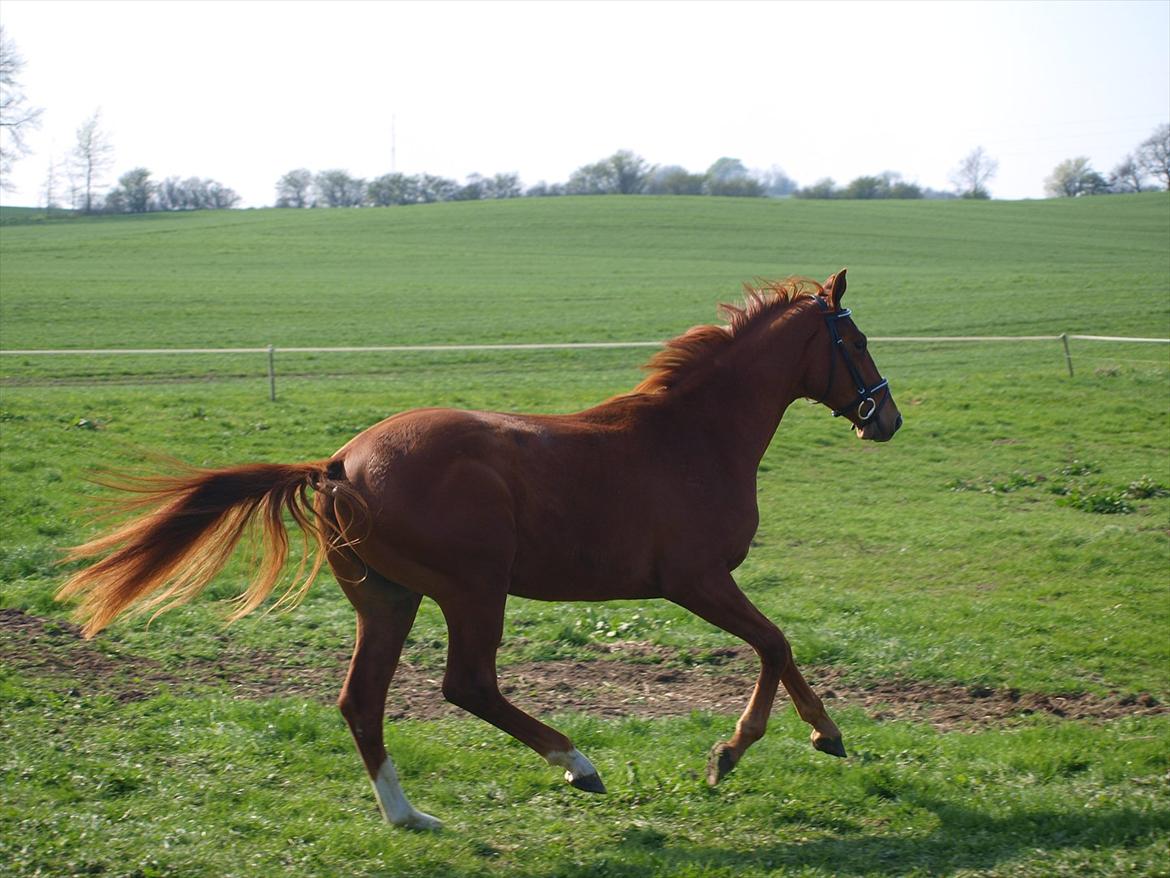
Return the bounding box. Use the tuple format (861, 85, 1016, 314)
(1, 195, 1168, 876)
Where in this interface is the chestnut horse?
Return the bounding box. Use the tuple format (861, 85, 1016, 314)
(57, 270, 901, 830)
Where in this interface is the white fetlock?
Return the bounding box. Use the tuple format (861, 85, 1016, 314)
(371, 758, 443, 830)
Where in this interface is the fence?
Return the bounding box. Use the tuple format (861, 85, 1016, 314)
(2, 334, 1167, 401)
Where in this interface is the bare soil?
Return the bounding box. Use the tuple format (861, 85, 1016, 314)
(2, 608, 1163, 731)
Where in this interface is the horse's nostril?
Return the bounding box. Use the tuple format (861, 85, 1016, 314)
(895, 414, 903, 431)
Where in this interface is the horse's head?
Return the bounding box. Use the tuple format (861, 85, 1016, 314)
(805, 270, 902, 442)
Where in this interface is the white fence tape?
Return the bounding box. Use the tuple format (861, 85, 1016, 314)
(2, 334, 1165, 400)
(2, 334, 1167, 356)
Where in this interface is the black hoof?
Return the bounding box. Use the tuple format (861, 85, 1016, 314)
(813, 736, 847, 758)
(706, 743, 738, 786)
(569, 772, 607, 794)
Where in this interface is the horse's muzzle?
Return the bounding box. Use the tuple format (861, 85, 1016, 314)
(856, 412, 902, 442)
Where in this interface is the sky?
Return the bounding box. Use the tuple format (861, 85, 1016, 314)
(1, 0, 1167, 207)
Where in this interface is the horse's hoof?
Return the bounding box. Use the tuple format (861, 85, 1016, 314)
(812, 735, 847, 758)
(396, 810, 444, 831)
(706, 742, 738, 785)
(568, 772, 607, 794)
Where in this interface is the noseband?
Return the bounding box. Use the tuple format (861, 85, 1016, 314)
(813, 298, 890, 425)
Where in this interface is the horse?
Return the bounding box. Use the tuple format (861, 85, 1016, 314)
(56, 269, 901, 830)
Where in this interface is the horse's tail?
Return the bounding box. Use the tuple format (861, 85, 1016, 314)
(56, 459, 365, 638)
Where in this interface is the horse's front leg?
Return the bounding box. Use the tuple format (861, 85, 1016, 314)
(436, 588, 607, 793)
(665, 569, 844, 784)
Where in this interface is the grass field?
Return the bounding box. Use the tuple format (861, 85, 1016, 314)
(2, 195, 1168, 877)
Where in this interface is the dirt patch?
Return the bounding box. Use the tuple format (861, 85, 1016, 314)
(2, 608, 1163, 731)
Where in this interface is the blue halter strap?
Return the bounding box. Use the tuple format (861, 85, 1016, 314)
(813, 298, 890, 424)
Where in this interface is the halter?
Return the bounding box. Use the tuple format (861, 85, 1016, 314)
(813, 298, 890, 425)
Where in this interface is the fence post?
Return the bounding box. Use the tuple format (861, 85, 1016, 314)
(267, 345, 277, 401)
(1060, 333, 1073, 377)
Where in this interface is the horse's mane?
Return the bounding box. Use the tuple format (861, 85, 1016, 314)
(635, 277, 825, 393)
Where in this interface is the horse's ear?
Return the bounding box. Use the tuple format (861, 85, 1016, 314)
(825, 269, 847, 309)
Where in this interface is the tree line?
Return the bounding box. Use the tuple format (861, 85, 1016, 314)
(270, 150, 980, 209)
(269, 130, 1166, 210)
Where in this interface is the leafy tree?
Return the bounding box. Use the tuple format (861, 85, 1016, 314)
(275, 168, 313, 208)
(842, 175, 885, 199)
(566, 159, 614, 195)
(69, 111, 114, 213)
(568, 150, 652, 195)
(705, 157, 749, 183)
(0, 27, 42, 188)
(757, 166, 798, 197)
(705, 176, 764, 197)
(417, 173, 458, 203)
(608, 150, 652, 194)
(836, 171, 922, 200)
(1135, 123, 1169, 189)
(314, 169, 365, 207)
(367, 172, 419, 206)
(794, 178, 838, 199)
(201, 179, 240, 209)
(1045, 157, 1108, 197)
(107, 167, 154, 213)
(950, 146, 998, 199)
(484, 172, 522, 199)
(702, 157, 763, 196)
(646, 165, 704, 195)
(524, 180, 565, 197)
(455, 173, 486, 201)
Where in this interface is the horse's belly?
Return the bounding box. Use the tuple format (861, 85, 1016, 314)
(506, 533, 660, 602)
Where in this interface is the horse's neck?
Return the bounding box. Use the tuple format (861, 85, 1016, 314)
(659, 316, 812, 471)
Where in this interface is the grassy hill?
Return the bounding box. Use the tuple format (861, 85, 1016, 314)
(2, 194, 1167, 353)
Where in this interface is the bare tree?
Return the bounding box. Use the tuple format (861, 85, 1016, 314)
(42, 154, 61, 209)
(1109, 155, 1145, 193)
(950, 147, 998, 199)
(1135, 123, 1169, 190)
(69, 111, 114, 213)
(0, 26, 43, 189)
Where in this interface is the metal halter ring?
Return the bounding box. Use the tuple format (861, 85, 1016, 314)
(857, 396, 878, 421)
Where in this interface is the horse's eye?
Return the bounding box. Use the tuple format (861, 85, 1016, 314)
(853, 339, 866, 351)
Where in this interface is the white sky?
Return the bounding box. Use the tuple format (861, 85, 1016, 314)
(1, 0, 1167, 207)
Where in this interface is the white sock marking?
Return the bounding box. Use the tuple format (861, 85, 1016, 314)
(546, 748, 598, 784)
(371, 757, 442, 830)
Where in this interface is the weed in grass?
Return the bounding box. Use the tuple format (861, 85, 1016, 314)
(1061, 459, 1101, 477)
(1124, 476, 1170, 500)
(1060, 489, 1137, 515)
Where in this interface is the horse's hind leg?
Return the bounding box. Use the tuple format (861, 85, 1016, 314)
(437, 589, 607, 793)
(331, 553, 441, 830)
(666, 570, 844, 785)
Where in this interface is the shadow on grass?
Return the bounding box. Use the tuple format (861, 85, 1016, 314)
(522, 795, 1170, 877)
